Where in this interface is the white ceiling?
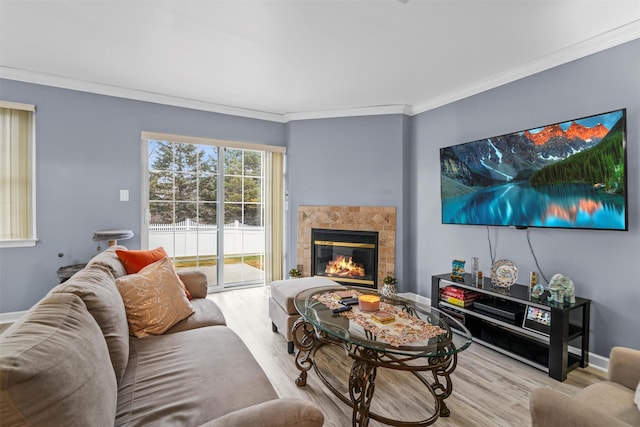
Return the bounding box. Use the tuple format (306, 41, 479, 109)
(1, 0, 639, 122)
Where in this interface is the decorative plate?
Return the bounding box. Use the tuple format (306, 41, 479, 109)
(491, 259, 518, 288)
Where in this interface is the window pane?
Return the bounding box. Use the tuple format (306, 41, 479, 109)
(174, 172, 197, 201)
(243, 228, 264, 256)
(201, 145, 218, 175)
(243, 151, 263, 176)
(243, 177, 262, 203)
(175, 202, 198, 224)
(224, 204, 242, 225)
(149, 202, 174, 225)
(224, 176, 243, 202)
(243, 204, 262, 226)
(198, 202, 217, 226)
(200, 172, 217, 201)
(174, 142, 201, 172)
(149, 171, 174, 201)
(224, 148, 243, 175)
(224, 255, 264, 285)
(148, 140, 176, 172)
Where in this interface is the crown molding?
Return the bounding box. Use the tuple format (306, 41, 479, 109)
(409, 20, 640, 116)
(284, 104, 411, 122)
(1, 20, 637, 122)
(0, 66, 286, 123)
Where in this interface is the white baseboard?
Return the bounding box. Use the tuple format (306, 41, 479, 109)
(399, 292, 609, 373)
(0, 310, 26, 324)
(584, 350, 608, 372)
(397, 291, 430, 306)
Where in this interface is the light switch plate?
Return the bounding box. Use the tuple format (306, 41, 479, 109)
(120, 189, 129, 202)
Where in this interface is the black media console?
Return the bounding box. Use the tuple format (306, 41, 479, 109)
(431, 273, 591, 381)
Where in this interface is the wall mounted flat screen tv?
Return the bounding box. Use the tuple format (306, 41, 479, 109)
(440, 109, 628, 231)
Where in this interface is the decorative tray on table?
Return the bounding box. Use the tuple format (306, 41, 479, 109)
(312, 290, 447, 347)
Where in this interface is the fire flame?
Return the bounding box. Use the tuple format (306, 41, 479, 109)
(325, 255, 365, 277)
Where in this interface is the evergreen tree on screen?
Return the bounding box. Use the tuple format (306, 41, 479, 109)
(530, 117, 625, 194)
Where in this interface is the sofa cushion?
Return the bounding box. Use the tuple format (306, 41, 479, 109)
(203, 399, 325, 427)
(87, 244, 128, 278)
(116, 326, 279, 427)
(177, 268, 209, 298)
(165, 298, 227, 333)
(51, 263, 130, 384)
(116, 257, 194, 337)
(0, 293, 117, 426)
(576, 381, 640, 426)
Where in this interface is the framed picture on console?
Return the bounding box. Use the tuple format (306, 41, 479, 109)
(522, 305, 551, 336)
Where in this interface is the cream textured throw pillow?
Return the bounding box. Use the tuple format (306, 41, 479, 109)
(116, 257, 194, 338)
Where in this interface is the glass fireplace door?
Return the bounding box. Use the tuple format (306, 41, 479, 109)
(311, 228, 378, 288)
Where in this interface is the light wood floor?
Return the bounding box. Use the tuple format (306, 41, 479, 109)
(209, 286, 606, 427)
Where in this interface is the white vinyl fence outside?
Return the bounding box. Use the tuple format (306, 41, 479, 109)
(149, 219, 264, 258)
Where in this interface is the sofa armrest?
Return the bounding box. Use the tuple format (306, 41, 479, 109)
(199, 398, 324, 427)
(176, 269, 208, 298)
(609, 346, 640, 391)
(530, 387, 631, 427)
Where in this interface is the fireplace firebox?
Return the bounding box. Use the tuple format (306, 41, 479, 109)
(311, 228, 378, 288)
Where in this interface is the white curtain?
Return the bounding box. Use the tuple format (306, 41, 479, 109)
(0, 105, 34, 242)
(265, 151, 284, 283)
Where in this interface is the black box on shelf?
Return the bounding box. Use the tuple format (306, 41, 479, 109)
(473, 298, 524, 322)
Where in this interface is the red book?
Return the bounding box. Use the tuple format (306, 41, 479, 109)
(441, 289, 475, 300)
(442, 286, 467, 298)
(440, 290, 477, 300)
(442, 286, 481, 299)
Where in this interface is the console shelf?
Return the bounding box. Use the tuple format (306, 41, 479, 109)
(432, 273, 590, 381)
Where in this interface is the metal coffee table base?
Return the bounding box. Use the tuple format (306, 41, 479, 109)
(293, 318, 458, 427)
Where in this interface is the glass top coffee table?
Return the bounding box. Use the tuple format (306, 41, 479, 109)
(293, 285, 473, 427)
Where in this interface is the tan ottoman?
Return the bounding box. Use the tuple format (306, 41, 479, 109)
(269, 276, 338, 354)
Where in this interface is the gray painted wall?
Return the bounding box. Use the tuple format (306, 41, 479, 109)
(285, 114, 408, 284)
(409, 39, 640, 356)
(1, 39, 637, 358)
(0, 80, 284, 312)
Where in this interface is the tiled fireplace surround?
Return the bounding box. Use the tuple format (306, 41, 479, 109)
(297, 206, 396, 288)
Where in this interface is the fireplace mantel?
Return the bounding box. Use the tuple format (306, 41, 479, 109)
(297, 206, 396, 289)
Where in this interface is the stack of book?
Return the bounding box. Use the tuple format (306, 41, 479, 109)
(439, 286, 481, 308)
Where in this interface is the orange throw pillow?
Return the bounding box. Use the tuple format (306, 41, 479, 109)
(116, 247, 167, 274)
(116, 247, 192, 300)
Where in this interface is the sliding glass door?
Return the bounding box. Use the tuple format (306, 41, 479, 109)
(144, 137, 266, 290)
(221, 148, 265, 286)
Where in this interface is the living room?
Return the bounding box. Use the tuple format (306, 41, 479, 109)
(1, 1, 639, 426)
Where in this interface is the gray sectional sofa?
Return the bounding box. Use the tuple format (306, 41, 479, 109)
(0, 246, 324, 427)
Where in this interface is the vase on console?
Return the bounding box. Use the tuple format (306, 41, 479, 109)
(381, 275, 398, 298)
